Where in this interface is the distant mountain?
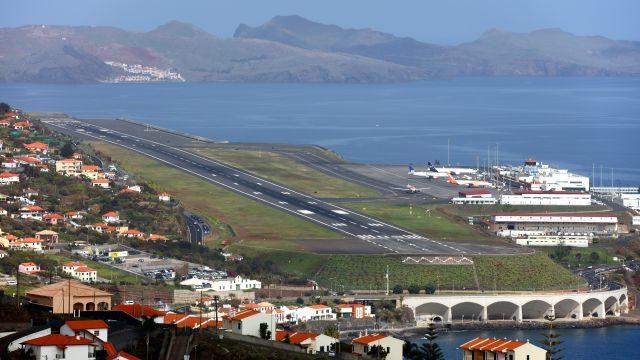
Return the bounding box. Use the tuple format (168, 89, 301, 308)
(236, 15, 640, 77)
(1, 17, 638, 83)
(0, 22, 425, 83)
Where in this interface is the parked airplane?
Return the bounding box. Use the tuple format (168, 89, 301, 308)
(447, 173, 492, 188)
(391, 184, 430, 193)
(408, 164, 448, 179)
(434, 166, 477, 175)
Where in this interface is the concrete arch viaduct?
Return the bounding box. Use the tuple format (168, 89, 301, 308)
(403, 286, 628, 324)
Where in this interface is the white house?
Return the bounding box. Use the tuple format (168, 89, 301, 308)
(91, 179, 111, 188)
(1, 159, 18, 168)
(60, 320, 109, 343)
(102, 211, 120, 223)
(210, 275, 262, 291)
(276, 330, 338, 355)
(0, 172, 20, 185)
(62, 262, 98, 283)
(621, 193, 640, 210)
(351, 333, 405, 360)
(20, 334, 96, 360)
(296, 305, 336, 322)
(19, 262, 42, 274)
(158, 192, 171, 202)
(223, 309, 276, 340)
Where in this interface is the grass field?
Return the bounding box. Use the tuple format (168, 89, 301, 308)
(89, 142, 340, 248)
(442, 204, 611, 218)
(344, 202, 489, 240)
(41, 253, 142, 285)
(540, 247, 615, 268)
(192, 148, 381, 198)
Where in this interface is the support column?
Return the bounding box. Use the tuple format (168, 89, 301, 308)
(481, 306, 488, 322)
(516, 305, 523, 323)
(596, 302, 606, 319)
(444, 307, 452, 324)
(576, 303, 583, 320)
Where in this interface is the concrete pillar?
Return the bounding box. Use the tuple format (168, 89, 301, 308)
(576, 303, 583, 320)
(444, 307, 452, 324)
(516, 305, 523, 323)
(481, 306, 488, 322)
(596, 302, 606, 319)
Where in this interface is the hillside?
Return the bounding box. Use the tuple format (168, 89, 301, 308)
(1, 16, 639, 83)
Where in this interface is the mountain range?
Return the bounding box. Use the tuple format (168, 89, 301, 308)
(1, 15, 639, 83)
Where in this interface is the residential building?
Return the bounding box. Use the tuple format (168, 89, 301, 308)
(0, 207, 7, 216)
(514, 235, 591, 248)
(0, 172, 20, 185)
(351, 333, 405, 360)
(60, 320, 109, 343)
(55, 158, 82, 175)
(42, 213, 64, 225)
(501, 191, 591, 206)
(146, 234, 168, 241)
(13, 121, 33, 130)
(26, 280, 112, 313)
(460, 337, 546, 360)
(92, 179, 111, 188)
(35, 229, 59, 245)
(181, 275, 262, 292)
(118, 229, 145, 239)
(102, 211, 120, 223)
(19, 205, 44, 220)
(275, 330, 338, 355)
(18, 156, 43, 167)
(11, 237, 44, 252)
(223, 309, 276, 340)
(20, 334, 96, 360)
(63, 262, 98, 283)
(81, 165, 103, 179)
(112, 304, 167, 324)
(23, 141, 49, 154)
(64, 211, 84, 220)
(334, 303, 372, 319)
(1, 158, 19, 168)
(164, 313, 221, 329)
(241, 301, 275, 312)
(19, 262, 43, 274)
(90, 223, 115, 233)
(488, 212, 619, 238)
(158, 192, 171, 202)
(0, 250, 8, 258)
(296, 305, 336, 322)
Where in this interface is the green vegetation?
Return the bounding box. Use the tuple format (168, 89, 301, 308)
(442, 203, 610, 218)
(193, 148, 380, 198)
(344, 203, 489, 240)
(89, 142, 340, 248)
(544, 246, 615, 268)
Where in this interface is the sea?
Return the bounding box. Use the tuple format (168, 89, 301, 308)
(0, 77, 639, 184)
(414, 325, 640, 359)
(1, 78, 639, 356)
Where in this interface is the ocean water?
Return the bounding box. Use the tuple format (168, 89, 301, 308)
(413, 325, 640, 359)
(0, 77, 639, 183)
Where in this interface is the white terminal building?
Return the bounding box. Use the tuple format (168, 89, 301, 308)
(621, 193, 640, 210)
(517, 159, 590, 191)
(180, 275, 261, 292)
(451, 190, 497, 205)
(501, 190, 591, 206)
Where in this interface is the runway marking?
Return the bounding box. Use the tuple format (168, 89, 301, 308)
(281, 191, 291, 195)
(253, 192, 262, 195)
(332, 223, 348, 227)
(332, 210, 349, 215)
(278, 201, 288, 204)
(297, 210, 315, 215)
(308, 201, 317, 205)
(233, 182, 239, 185)
(368, 223, 384, 227)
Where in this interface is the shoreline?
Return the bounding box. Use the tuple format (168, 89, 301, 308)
(393, 317, 640, 338)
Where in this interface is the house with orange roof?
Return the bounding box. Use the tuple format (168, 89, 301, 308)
(459, 337, 546, 360)
(0, 207, 7, 216)
(89, 223, 115, 233)
(20, 333, 97, 360)
(62, 262, 97, 282)
(146, 234, 168, 241)
(117, 229, 145, 239)
(241, 301, 275, 312)
(0, 234, 18, 247)
(222, 309, 276, 339)
(35, 230, 59, 246)
(13, 121, 33, 130)
(113, 351, 141, 360)
(18, 156, 43, 166)
(23, 141, 49, 154)
(55, 158, 82, 176)
(64, 211, 84, 220)
(81, 164, 103, 179)
(158, 192, 171, 202)
(72, 152, 83, 159)
(112, 304, 167, 323)
(19, 205, 44, 220)
(11, 237, 44, 252)
(162, 314, 221, 329)
(61, 319, 109, 343)
(19, 261, 44, 274)
(296, 305, 336, 322)
(1, 158, 18, 168)
(42, 212, 64, 225)
(0, 171, 20, 185)
(0, 119, 10, 127)
(334, 303, 373, 319)
(102, 211, 120, 223)
(92, 178, 111, 188)
(351, 333, 404, 360)
(275, 330, 338, 355)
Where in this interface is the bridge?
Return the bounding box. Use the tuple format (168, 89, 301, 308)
(403, 286, 628, 325)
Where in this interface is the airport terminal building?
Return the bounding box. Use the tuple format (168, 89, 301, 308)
(500, 190, 591, 206)
(487, 212, 619, 238)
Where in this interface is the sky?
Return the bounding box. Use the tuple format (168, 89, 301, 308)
(4, 0, 640, 44)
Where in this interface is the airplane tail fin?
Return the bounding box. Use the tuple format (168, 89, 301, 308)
(408, 164, 415, 174)
(447, 173, 458, 184)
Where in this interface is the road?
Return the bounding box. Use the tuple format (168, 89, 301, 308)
(43, 117, 524, 255)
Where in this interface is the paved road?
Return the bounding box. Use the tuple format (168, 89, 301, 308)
(43, 117, 524, 255)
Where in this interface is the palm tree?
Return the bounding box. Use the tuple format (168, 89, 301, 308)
(141, 315, 157, 360)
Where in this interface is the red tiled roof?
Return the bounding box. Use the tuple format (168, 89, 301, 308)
(57, 158, 81, 163)
(115, 351, 141, 360)
(24, 142, 48, 149)
(122, 229, 144, 235)
(459, 337, 526, 352)
(229, 309, 261, 321)
(20, 262, 38, 267)
(20, 237, 43, 243)
(43, 213, 64, 219)
(65, 320, 109, 330)
(82, 165, 101, 171)
(75, 267, 96, 273)
(289, 332, 321, 344)
(113, 304, 167, 318)
(20, 205, 44, 211)
(102, 341, 117, 358)
(21, 334, 94, 347)
(0, 172, 19, 178)
(353, 333, 386, 344)
(92, 179, 111, 183)
(64, 262, 87, 267)
(307, 305, 329, 309)
(102, 212, 119, 217)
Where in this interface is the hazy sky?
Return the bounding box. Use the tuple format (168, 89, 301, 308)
(4, 0, 639, 44)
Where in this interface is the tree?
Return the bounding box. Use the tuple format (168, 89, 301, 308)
(590, 251, 600, 263)
(424, 284, 436, 294)
(407, 284, 420, 294)
(60, 142, 75, 158)
(392, 285, 403, 294)
(259, 322, 271, 340)
(575, 253, 582, 264)
(283, 333, 291, 344)
(324, 324, 340, 340)
(541, 315, 564, 360)
(403, 340, 422, 360)
(0, 102, 10, 115)
(420, 323, 444, 360)
(367, 345, 388, 359)
(296, 297, 304, 305)
(141, 315, 157, 360)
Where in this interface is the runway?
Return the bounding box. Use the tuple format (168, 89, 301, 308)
(43, 117, 524, 255)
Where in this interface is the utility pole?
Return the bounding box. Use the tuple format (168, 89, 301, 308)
(600, 165, 603, 187)
(385, 265, 389, 296)
(15, 264, 19, 309)
(447, 138, 450, 166)
(68, 278, 71, 316)
(213, 295, 220, 337)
